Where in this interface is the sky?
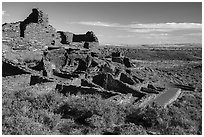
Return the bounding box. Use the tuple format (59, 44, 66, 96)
(2, 2, 202, 45)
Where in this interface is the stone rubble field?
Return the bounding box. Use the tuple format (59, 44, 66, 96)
(2, 8, 202, 135)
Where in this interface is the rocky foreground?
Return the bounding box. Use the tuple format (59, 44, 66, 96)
(2, 8, 202, 135)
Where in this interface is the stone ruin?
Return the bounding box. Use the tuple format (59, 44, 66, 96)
(2, 8, 186, 107)
(57, 30, 99, 48)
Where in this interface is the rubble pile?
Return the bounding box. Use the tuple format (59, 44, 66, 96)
(2, 8, 186, 108)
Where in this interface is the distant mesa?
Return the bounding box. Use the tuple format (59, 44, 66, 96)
(2, 8, 99, 48)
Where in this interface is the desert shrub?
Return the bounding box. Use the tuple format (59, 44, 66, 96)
(34, 110, 62, 130)
(2, 89, 65, 135)
(114, 124, 147, 135)
(125, 101, 201, 135)
(2, 115, 51, 135)
(2, 86, 201, 135)
(28, 90, 66, 111)
(2, 89, 33, 118)
(55, 94, 126, 133)
(54, 118, 92, 135)
(125, 103, 167, 127)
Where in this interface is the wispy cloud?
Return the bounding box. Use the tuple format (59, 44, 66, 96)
(141, 33, 170, 40)
(116, 35, 135, 38)
(2, 10, 9, 16)
(147, 33, 169, 37)
(184, 32, 202, 36)
(75, 21, 202, 33)
(2, 10, 6, 15)
(76, 21, 120, 27)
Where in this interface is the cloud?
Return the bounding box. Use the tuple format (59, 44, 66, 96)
(116, 35, 135, 38)
(2, 10, 5, 15)
(124, 28, 175, 33)
(184, 32, 202, 36)
(2, 10, 9, 16)
(77, 21, 121, 27)
(141, 33, 169, 40)
(148, 33, 169, 36)
(76, 21, 202, 33)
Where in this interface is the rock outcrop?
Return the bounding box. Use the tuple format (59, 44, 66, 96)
(154, 88, 182, 108)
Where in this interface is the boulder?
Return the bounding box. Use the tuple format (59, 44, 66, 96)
(123, 57, 132, 68)
(2, 61, 30, 77)
(101, 63, 116, 74)
(154, 88, 182, 108)
(92, 73, 146, 97)
(84, 42, 89, 49)
(92, 73, 107, 87)
(140, 87, 159, 94)
(125, 69, 131, 74)
(30, 75, 53, 85)
(112, 57, 123, 64)
(112, 52, 121, 57)
(106, 73, 146, 97)
(132, 75, 144, 83)
(119, 73, 135, 85)
(147, 84, 157, 90)
(169, 83, 196, 91)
